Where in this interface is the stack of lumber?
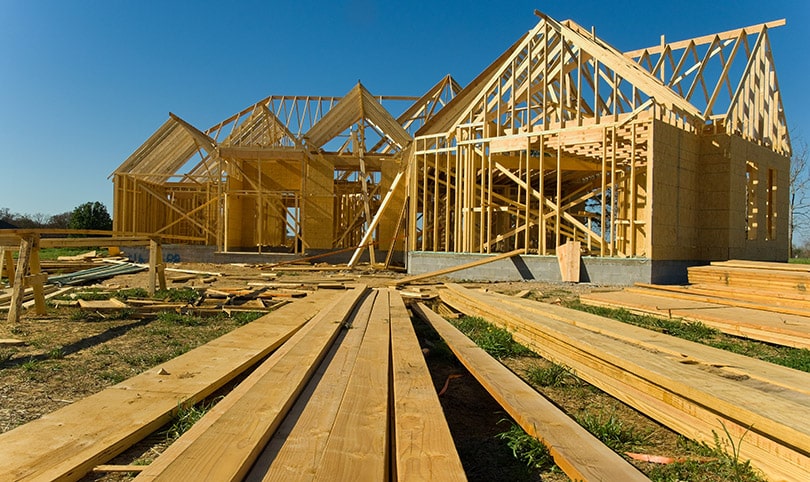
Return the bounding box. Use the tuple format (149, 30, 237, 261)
(579, 260, 810, 349)
(688, 259, 810, 294)
(439, 283, 810, 481)
(0, 288, 468, 481)
(0, 289, 344, 481)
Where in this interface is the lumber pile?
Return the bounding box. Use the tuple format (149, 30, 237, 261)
(439, 283, 810, 482)
(0, 289, 345, 481)
(580, 286, 810, 349)
(579, 260, 810, 349)
(0, 288, 467, 481)
(688, 260, 810, 294)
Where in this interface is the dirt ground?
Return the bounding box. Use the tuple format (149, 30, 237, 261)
(0, 262, 729, 480)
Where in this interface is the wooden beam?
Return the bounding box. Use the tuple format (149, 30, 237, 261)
(390, 290, 466, 480)
(624, 19, 786, 58)
(440, 284, 810, 481)
(348, 170, 404, 267)
(312, 289, 390, 481)
(7, 235, 34, 323)
(247, 290, 378, 480)
(147, 238, 166, 297)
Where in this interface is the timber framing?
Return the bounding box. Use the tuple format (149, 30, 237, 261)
(112, 11, 791, 267)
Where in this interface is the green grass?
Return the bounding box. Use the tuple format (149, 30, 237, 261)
(646, 432, 766, 482)
(162, 398, 221, 442)
(155, 287, 201, 304)
(788, 258, 810, 264)
(576, 411, 651, 451)
(36, 247, 107, 261)
(230, 311, 265, 326)
(496, 422, 556, 471)
(450, 316, 534, 359)
(526, 361, 578, 387)
(570, 303, 719, 342)
(113, 288, 149, 300)
(156, 312, 207, 326)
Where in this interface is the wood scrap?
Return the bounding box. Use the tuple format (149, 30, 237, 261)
(57, 251, 97, 261)
(0, 338, 25, 347)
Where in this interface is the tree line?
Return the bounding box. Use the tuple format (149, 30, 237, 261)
(0, 202, 112, 231)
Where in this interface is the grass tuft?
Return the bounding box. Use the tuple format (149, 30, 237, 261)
(496, 421, 556, 471)
(526, 361, 578, 387)
(451, 316, 534, 359)
(157, 312, 206, 326)
(576, 411, 650, 451)
(162, 398, 221, 441)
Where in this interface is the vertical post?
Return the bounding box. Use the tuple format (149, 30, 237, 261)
(7, 235, 33, 323)
(1, 247, 15, 287)
(148, 237, 166, 297)
(28, 234, 46, 315)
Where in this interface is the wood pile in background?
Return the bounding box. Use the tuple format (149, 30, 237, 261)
(579, 260, 810, 349)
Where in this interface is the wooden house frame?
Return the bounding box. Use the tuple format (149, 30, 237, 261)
(407, 11, 790, 263)
(111, 76, 460, 257)
(112, 10, 790, 267)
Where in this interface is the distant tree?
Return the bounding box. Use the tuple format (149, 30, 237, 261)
(48, 211, 72, 229)
(69, 202, 113, 232)
(790, 137, 810, 257)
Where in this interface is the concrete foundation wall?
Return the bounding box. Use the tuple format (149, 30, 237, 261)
(407, 252, 703, 285)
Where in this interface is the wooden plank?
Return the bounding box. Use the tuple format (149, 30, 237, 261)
(556, 240, 580, 282)
(0, 289, 341, 482)
(634, 282, 810, 309)
(92, 465, 145, 473)
(477, 288, 810, 395)
(141, 286, 366, 482)
(440, 285, 810, 481)
(312, 289, 391, 481)
(392, 248, 524, 286)
(0, 247, 14, 284)
(389, 291, 467, 481)
(247, 291, 377, 481)
(411, 302, 646, 482)
(7, 235, 33, 323)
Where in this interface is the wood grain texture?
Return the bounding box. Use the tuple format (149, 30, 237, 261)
(389, 289, 467, 481)
(248, 290, 377, 481)
(0, 289, 342, 482)
(142, 286, 366, 482)
(440, 284, 810, 481)
(312, 289, 391, 481)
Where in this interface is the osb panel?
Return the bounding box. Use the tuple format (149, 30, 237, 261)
(649, 121, 701, 260)
(302, 155, 334, 249)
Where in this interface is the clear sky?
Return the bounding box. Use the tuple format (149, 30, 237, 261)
(1, 0, 808, 217)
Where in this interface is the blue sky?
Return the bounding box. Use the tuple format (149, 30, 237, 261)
(1, 0, 808, 217)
